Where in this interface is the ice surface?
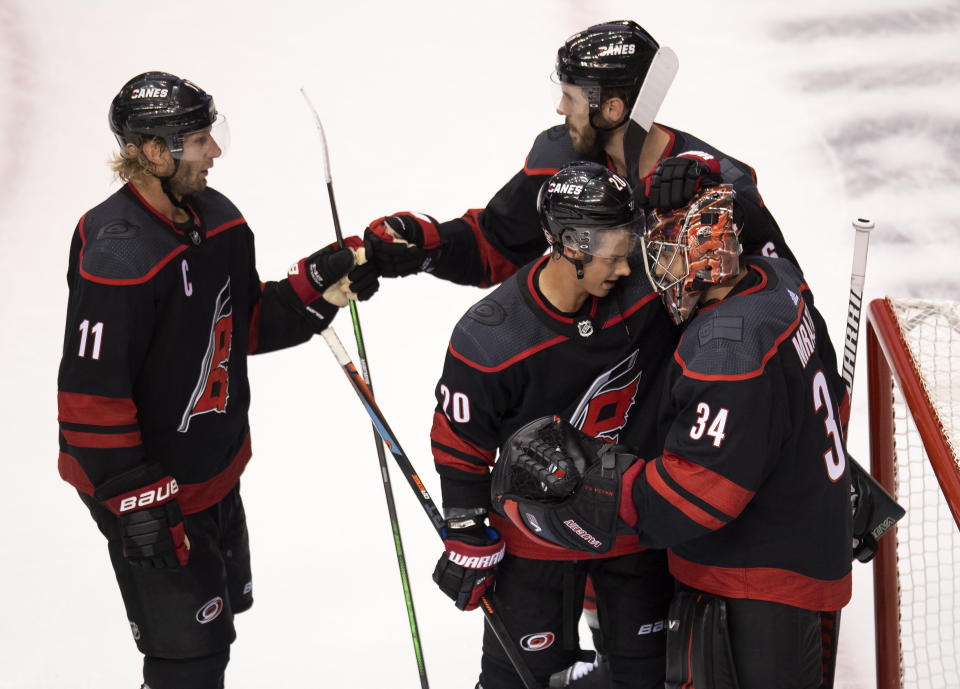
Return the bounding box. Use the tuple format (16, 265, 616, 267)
(2, 0, 957, 686)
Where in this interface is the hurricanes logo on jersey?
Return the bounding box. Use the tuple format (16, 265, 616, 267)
(179, 278, 233, 432)
(568, 351, 642, 442)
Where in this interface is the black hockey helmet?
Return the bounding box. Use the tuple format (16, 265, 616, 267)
(537, 162, 643, 276)
(109, 71, 220, 157)
(555, 20, 659, 113)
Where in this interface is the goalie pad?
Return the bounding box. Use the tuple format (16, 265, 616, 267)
(491, 416, 641, 555)
(665, 592, 740, 689)
(850, 459, 906, 563)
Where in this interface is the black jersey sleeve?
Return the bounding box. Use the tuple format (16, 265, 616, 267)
(430, 343, 512, 511)
(631, 374, 777, 547)
(243, 229, 319, 355)
(57, 227, 155, 491)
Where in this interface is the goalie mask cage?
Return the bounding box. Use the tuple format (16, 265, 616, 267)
(866, 297, 960, 689)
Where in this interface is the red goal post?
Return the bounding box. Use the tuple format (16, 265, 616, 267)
(866, 297, 960, 689)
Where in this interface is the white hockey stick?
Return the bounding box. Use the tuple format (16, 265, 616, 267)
(840, 218, 875, 399)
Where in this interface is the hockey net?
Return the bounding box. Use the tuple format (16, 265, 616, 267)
(866, 297, 960, 689)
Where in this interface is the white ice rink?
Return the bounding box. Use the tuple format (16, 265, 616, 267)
(2, 0, 958, 686)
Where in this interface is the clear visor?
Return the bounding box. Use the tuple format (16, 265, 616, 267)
(175, 114, 230, 161)
(561, 223, 644, 261)
(642, 237, 688, 292)
(550, 72, 593, 113)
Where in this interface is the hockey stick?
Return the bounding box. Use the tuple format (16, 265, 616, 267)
(300, 88, 430, 689)
(822, 217, 876, 689)
(320, 325, 544, 689)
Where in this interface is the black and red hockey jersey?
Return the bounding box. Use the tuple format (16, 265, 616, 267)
(624, 256, 852, 611)
(432, 256, 677, 560)
(58, 183, 318, 514)
(425, 123, 796, 287)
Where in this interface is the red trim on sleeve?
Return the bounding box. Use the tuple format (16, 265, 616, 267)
(459, 209, 523, 286)
(61, 429, 142, 449)
(58, 452, 94, 494)
(618, 458, 647, 527)
(645, 460, 727, 531)
(490, 512, 645, 561)
(523, 155, 559, 177)
(58, 392, 138, 426)
(430, 412, 494, 472)
(659, 451, 753, 520)
(248, 292, 262, 354)
(668, 551, 852, 611)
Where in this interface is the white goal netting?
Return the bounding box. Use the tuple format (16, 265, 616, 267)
(883, 297, 960, 689)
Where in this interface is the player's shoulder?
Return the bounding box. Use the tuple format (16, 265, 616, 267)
(77, 185, 183, 284)
(524, 125, 581, 177)
(661, 124, 758, 187)
(448, 269, 558, 372)
(676, 257, 807, 378)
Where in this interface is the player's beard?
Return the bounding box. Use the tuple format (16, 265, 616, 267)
(168, 161, 209, 198)
(569, 120, 614, 155)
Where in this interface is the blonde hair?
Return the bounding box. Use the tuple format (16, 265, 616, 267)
(109, 137, 168, 182)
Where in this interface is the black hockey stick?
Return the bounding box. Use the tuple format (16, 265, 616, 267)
(320, 326, 544, 689)
(301, 88, 430, 688)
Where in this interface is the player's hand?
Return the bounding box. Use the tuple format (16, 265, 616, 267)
(433, 515, 505, 611)
(646, 152, 723, 210)
(363, 212, 440, 278)
(284, 237, 378, 326)
(94, 463, 191, 569)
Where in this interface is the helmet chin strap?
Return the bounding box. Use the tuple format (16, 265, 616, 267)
(559, 248, 591, 279)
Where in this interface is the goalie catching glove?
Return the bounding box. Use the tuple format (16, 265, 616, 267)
(94, 462, 190, 569)
(363, 212, 441, 278)
(490, 416, 644, 555)
(432, 512, 505, 611)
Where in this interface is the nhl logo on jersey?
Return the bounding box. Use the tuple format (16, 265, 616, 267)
(576, 319, 594, 338)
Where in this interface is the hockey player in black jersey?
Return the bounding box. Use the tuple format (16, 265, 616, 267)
(360, 19, 796, 288)
(493, 185, 854, 689)
(56, 72, 375, 689)
(430, 163, 677, 689)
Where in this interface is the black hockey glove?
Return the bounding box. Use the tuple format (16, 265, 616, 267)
(646, 152, 723, 211)
(491, 416, 645, 555)
(433, 513, 505, 611)
(94, 463, 190, 569)
(850, 459, 905, 563)
(285, 236, 376, 328)
(364, 213, 441, 278)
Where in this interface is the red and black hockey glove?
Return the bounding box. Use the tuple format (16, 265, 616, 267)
(646, 152, 723, 211)
(94, 463, 190, 569)
(285, 237, 377, 328)
(363, 212, 441, 278)
(432, 513, 505, 611)
(491, 416, 644, 555)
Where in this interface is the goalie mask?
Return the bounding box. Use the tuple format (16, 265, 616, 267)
(537, 162, 644, 279)
(641, 184, 741, 325)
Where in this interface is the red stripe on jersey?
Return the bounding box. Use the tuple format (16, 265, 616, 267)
(61, 429, 142, 449)
(602, 290, 660, 328)
(460, 209, 522, 287)
(248, 290, 262, 353)
(430, 412, 494, 472)
(448, 336, 568, 373)
(58, 392, 138, 427)
(176, 432, 252, 515)
(668, 551, 852, 611)
(523, 155, 559, 177)
(58, 451, 94, 494)
(77, 211, 190, 286)
(660, 451, 753, 520)
(646, 460, 727, 531)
